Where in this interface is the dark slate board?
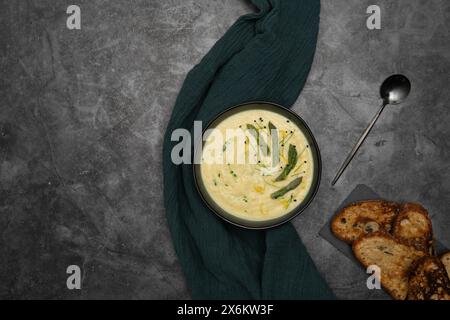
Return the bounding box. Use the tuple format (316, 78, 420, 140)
(319, 184, 448, 264)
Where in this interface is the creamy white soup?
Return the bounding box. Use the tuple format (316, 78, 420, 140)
(200, 109, 314, 221)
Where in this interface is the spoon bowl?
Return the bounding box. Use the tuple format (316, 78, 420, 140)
(380, 74, 411, 105)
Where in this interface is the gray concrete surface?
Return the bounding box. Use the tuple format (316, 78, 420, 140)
(0, 0, 449, 299)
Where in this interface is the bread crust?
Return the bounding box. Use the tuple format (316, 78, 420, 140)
(407, 256, 450, 300)
(441, 252, 450, 279)
(352, 232, 426, 300)
(392, 203, 433, 253)
(331, 200, 399, 243)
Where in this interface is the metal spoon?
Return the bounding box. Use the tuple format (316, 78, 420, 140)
(331, 74, 411, 186)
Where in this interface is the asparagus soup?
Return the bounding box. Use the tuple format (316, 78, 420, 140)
(200, 109, 314, 221)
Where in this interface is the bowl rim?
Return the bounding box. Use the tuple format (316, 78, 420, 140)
(192, 100, 322, 230)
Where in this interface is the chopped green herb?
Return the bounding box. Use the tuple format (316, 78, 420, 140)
(229, 168, 237, 178)
(222, 138, 233, 152)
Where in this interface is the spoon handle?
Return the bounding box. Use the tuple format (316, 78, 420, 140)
(332, 101, 387, 186)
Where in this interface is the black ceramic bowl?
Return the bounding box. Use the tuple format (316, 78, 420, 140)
(193, 101, 321, 229)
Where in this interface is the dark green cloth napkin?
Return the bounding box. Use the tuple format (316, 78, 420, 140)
(163, 0, 334, 299)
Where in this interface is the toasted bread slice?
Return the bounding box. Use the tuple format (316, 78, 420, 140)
(441, 252, 450, 279)
(352, 232, 426, 300)
(392, 203, 433, 253)
(331, 200, 399, 243)
(407, 256, 450, 300)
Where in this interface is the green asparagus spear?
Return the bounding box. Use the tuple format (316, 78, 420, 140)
(268, 122, 279, 166)
(271, 177, 303, 199)
(246, 124, 270, 155)
(274, 144, 297, 181)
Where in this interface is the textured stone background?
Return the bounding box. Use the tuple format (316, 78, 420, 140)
(0, 0, 449, 299)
